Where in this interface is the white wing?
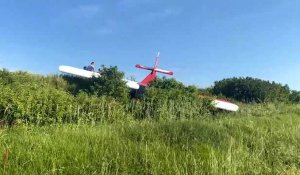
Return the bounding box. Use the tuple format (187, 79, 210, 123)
(59, 65, 100, 78)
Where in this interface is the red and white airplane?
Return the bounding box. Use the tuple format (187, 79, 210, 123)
(59, 53, 239, 112)
(59, 52, 173, 90)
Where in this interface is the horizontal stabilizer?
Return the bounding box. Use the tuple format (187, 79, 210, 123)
(135, 64, 153, 71)
(154, 68, 173, 75)
(135, 65, 173, 75)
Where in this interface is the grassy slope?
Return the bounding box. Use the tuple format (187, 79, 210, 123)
(0, 71, 299, 174)
(1, 107, 300, 175)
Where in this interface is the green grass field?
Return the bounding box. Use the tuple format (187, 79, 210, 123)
(1, 105, 300, 174)
(0, 71, 300, 174)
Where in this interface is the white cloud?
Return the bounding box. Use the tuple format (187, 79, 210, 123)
(51, 4, 104, 31)
(147, 8, 179, 18)
(69, 4, 101, 18)
(136, 8, 180, 22)
(94, 19, 118, 36)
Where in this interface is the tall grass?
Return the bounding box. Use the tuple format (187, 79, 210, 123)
(0, 82, 214, 125)
(1, 108, 300, 174)
(0, 70, 215, 125)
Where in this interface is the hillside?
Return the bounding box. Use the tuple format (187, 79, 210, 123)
(0, 69, 299, 174)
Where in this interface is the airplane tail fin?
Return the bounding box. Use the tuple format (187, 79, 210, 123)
(136, 52, 173, 86)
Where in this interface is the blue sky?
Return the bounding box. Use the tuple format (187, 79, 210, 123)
(0, 0, 299, 89)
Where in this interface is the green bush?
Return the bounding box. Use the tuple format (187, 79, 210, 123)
(212, 77, 290, 103)
(91, 65, 129, 102)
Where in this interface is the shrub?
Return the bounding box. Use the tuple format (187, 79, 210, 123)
(212, 77, 290, 103)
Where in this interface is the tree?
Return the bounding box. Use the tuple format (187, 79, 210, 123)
(289, 90, 300, 103)
(145, 77, 202, 100)
(212, 77, 290, 103)
(91, 65, 129, 102)
(149, 77, 185, 90)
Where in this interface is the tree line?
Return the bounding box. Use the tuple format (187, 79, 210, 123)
(212, 77, 300, 103)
